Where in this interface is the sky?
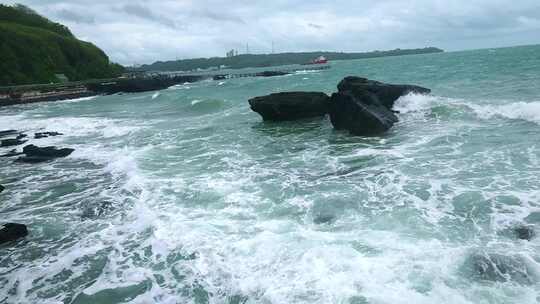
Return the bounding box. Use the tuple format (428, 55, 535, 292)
(4, 0, 540, 65)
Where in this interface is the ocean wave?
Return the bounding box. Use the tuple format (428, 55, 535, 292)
(469, 101, 540, 125)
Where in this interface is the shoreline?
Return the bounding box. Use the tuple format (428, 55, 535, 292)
(0, 65, 330, 107)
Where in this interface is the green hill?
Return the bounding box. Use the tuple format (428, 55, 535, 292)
(0, 4, 123, 86)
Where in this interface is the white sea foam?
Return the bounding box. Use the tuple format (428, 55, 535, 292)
(469, 101, 540, 125)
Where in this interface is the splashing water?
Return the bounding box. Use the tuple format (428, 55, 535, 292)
(1, 45, 540, 304)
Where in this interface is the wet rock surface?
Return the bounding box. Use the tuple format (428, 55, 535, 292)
(0, 130, 18, 138)
(249, 92, 330, 121)
(329, 90, 398, 136)
(34, 131, 63, 139)
(1, 138, 27, 147)
(16, 144, 74, 163)
(336, 76, 431, 109)
(0, 223, 28, 244)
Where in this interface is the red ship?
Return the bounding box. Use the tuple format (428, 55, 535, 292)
(302, 56, 328, 65)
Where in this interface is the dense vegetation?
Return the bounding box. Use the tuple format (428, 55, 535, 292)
(0, 4, 124, 86)
(138, 47, 444, 72)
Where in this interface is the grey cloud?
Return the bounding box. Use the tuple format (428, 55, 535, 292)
(56, 9, 94, 24)
(121, 3, 177, 28)
(308, 23, 323, 30)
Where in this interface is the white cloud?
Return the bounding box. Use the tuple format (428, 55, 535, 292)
(5, 0, 540, 65)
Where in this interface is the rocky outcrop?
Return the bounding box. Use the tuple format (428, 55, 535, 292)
(35, 131, 63, 139)
(16, 144, 74, 163)
(329, 91, 398, 136)
(0, 223, 28, 244)
(249, 92, 330, 121)
(336, 76, 430, 109)
(328, 77, 430, 136)
(0, 185, 4, 193)
(1, 138, 27, 147)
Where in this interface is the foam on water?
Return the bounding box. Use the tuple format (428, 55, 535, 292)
(2, 46, 540, 304)
(470, 101, 540, 125)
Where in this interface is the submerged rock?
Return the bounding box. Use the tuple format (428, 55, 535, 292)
(0, 223, 28, 244)
(514, 225, 535, 241)
(328, 76, 430, 136)
(0, 149, 23, 157)
(0, 130, 18, 138)
(249, 92, 330, 121)
(336, 76, 431, 109)
(16, 144, 74, 163)
(34, 131, 63, 139)
(0, 185, 4, 193)
(463, 253, 536, 285)
(16, 134, 27, 140)
(313, 214, 335, 224)
(1, 138, 27, 147)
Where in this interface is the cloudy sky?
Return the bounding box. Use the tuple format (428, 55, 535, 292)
(4, 0, 540, 65)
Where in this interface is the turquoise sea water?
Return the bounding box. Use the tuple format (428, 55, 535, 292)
(1, 45, 540, 304)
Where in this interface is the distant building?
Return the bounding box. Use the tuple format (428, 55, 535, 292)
(226, 49, 237, 57)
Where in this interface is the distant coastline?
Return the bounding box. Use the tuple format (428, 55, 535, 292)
(135, 47, 444, 72)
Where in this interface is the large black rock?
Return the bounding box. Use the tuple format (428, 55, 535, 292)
(0, 185, 4, 193)
(337, 76, 431, 109)
(249, 92, 330, 121)
(328, 77, 430, 136)
(0, 223, 28, 244)
(16, 144, 74, 163)
(329, 91, 398, 136)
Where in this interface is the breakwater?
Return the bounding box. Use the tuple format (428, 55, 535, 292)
(0, 65, 330, 107)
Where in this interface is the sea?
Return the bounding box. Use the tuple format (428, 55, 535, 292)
(1, 44, 539, 304)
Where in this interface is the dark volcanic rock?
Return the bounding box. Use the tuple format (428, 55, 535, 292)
(0, 185, 4, 193)
(329, 91, 398, 136)
(515, 225, 535, 241)
(0, 223, 28, 244)
(463, 253, 535, 285)
(337, 76, 431, 109)
(16, 134, 27, 140)
(16, 144, 74, 163)
(328, 76, 430, 136)
(249, 92, 330, 121)
(34, 131, 63, 139)
(0, 130, 18, 138)
(1, 138, 27, 147)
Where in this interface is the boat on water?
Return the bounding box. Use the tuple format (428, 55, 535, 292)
(302, 56, 328, 65)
